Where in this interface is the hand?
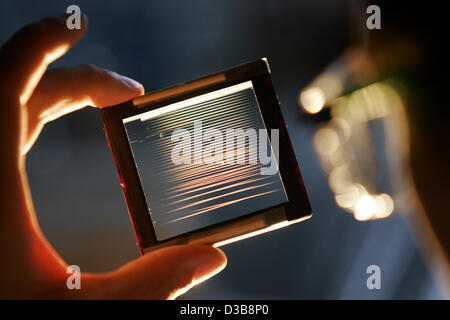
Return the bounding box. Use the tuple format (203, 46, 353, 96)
(0, 14, 226, 299)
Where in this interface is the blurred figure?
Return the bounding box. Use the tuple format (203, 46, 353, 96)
(301, 1, 450, 289)
(366, 2, 450, 266)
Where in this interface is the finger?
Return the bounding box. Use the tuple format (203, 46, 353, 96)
(28, 64, 144, 121)
(0, 13, 88, 104)
(93, 245, 227, 300)
(23, 65, 144, 154)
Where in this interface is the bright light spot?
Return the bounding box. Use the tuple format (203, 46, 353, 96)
(314, 127, 340, 156)
(335, 183, 366, 209)
(374, 193, 394, 218)
(354, 195, 377, 221)
(44, 44, 70, 64)
(213, 215, 312, 248)
(20, 44, 70, 105)
(20, 63, 46, 105)
(299, 86, 326, 114)
(167, 260, 227, 300)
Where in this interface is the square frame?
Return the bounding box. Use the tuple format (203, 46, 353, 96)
(101, 58, 312, 254)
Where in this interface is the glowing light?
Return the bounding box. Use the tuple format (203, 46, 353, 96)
(299, 71, 345, 114)
(331, 82, 403, 126)
(212, 215, 312, 248)
(20, 44, 70, 105)
(299, 86, 326, 114)
(20, 63, 47, 106)
(332, 117, 351, 143)
(125, 81, 254, 123)
(354, 195, 377, 221)
(133, 74, 226, 107)
(351, 193, 394, 221)
(44, 44, 71, 64)
(168, 260, 227, 300)
(19, 44, 71, 155)
(328, 165, 353, 193)
(314, 127, 340, 156)
(310, 79, 406, 221)
(374, 193, 394, 218)
(335, 183, 366, 209)
(315, 73, 344, 99)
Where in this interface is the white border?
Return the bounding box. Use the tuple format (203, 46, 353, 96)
(123, 81, 254, 124)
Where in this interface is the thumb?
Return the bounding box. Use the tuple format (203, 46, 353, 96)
(89, 245, 227, 300)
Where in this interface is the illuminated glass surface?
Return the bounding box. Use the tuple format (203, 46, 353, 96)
(123, 81, 287, 241)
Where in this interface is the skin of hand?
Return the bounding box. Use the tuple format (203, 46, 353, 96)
(0, 14, 227, 299)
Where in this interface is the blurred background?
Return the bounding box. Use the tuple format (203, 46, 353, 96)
(0, 0, 446, 299)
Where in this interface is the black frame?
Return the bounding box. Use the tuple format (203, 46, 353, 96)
(101, 58, 312, 254)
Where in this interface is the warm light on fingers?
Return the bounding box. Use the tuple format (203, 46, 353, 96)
(374, 193, 394, 219)
(39, 98, 94, 122)
(167, 260, 227, 300)
(335, 183, 366, 209)
(21, 98, 94, 155)
(44, 44, 71, 64)
(20, 44, 70, 105)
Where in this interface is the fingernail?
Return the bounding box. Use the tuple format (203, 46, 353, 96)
(121, 75, 144, 91)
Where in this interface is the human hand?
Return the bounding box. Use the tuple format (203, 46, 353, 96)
(0, 14, 226, 299)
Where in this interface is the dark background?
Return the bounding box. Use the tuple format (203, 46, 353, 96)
(0, 0, 443, 299)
